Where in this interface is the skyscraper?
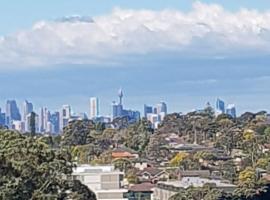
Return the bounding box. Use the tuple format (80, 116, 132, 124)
(216, 98, 225, 115)
(50, 112, 60, 134)
(60, 105, 71, 131)
(39, 107, 44, 132)
(144, 104, 153, 118)
(90, 97, 99, 119)
(226, 104, 237, 118)
(156, 102, 167, 115)
(22, 100, 33, 123)
(26, 112, 39, 133)
(6, 100, 21, 128)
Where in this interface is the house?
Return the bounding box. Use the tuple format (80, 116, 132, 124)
(112, 147, 139, 159)
(178, 170, 211, 179)
(153, 177, 236, 200)
(72, 165, 128, 200)
(125, 182, 155, 200)
(133, 158, 155, 170)
(137, 168, 170, 183)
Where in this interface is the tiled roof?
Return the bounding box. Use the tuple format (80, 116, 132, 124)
(138, 168, 164, 177)
(112, 152, 136, 158)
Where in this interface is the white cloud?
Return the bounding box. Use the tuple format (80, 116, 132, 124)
(1, 1, 270, 67)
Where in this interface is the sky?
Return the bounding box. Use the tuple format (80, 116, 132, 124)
(1, 0, 270, 116)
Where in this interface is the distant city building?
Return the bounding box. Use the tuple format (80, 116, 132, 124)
(144, 101, 168, 128)
(50, 112, 60, 134)
(226, 104, 237, 118)
(39, 107, 50, 133)
(144, 105, 153, 118)
(94, 116, 111, 123)
(156, 102, 167, 115)
(60, 105, 71, 131)
(25, 112, 39, 133)
(90, 97, 99, 119)
(22, 100, 33, 123)
(0, 108, 5, 125)
(6, 100, 21, 128)
(69, 112, 88, 122)
(111, 88, 140, 122)
(12, 120, 25, 132)
(216, 98, 225, 115)
(147, 113, 160, 129)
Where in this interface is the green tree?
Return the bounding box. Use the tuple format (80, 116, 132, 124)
(0, 130, 96, 200)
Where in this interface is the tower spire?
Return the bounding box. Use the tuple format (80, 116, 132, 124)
(118, 88, 123, 105)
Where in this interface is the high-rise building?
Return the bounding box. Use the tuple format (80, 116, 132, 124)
(156, 102, 167, 115)
(26, 112, 39, 133)
(39, 107, 50, 133)
(60, 105, 71, 131)
(0, 108, 5, 125)
(226, 104, 237, 118)
(50, 112, 60, 134)
(44, 108, 51, 131)
(216, 98, 225, 115)
(6, 100, 21, 128)
(111, 88, 140, 122)
(12, 120, 25, 132)
(90, 97, 99, 119)
(39, 107, 44, 132)
(144, 105, 153, 118)
(22, 100, 33, 123)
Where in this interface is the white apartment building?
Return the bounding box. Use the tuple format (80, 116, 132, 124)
(72, 165, 128, 200)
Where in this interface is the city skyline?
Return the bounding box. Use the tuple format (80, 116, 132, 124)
(0, 90, 242, 133)
(0, 95, 241, 118)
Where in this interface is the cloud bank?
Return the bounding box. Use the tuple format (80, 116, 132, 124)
(1, 1, 270, 67)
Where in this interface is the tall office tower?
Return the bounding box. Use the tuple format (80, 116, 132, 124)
(144, 105, 153, 118)
(39, 107, 49, 133)
(60, 105, 71, 131)
(50, 112, 60, 134)
(112, 101, 123, 119)
(0, 108, 5, 125)
(90, 97, 99, 119)
(39, 107, 44, 132)
(216, 98, 225, 115)
(6, 100, 21, 128)
(226, 104, 237, 118)
(26, 112, 39, 133)
(22, 100, 33, 123)
(44, 108, 51, 131)
(156, 102, 167, 115)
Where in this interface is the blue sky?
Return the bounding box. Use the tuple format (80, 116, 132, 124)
(0, 1, 270, 116)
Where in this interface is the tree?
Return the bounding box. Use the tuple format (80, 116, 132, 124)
(61, 120, 96, 146)
(170, 152, 189, 168)
(113, 158, 132, 173)
(0, 130, 96, 200)
(234, 167, 267, 200)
